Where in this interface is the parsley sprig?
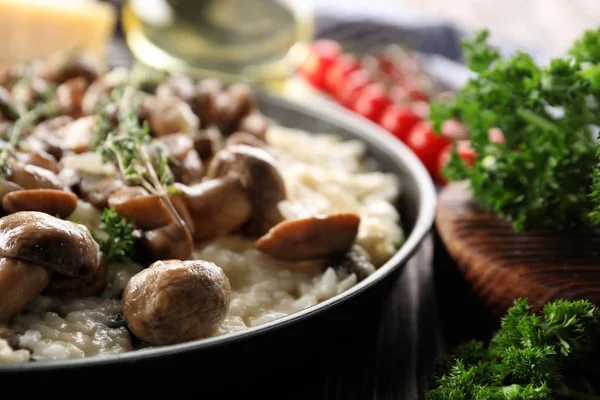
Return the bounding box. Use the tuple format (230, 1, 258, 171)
(95, 208, 135, 264)
(432, 29, 600, 231)
(426, 299, 600, 399)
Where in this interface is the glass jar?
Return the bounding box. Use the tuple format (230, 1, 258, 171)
(121, 0, 314, 87)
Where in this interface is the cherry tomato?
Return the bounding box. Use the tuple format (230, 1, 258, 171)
(298, 39, 342, 91)
(337, 69, 373, 108)
(324, 53, 360, 96)
(351, 82, 392, 122)
(376, 55, 403, 80)
(379, 104, 422, 142)
(434, 140, 477, 184)
(411, 100, 430, 119)
(401, 78, 428, 102)
(405, 121, 451, 173)
(389, 85, 412, 105)
(488, 127, 505, 145)
(441, 119, 469, 140)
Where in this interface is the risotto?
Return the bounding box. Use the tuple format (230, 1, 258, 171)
(0, 53, 403, 363)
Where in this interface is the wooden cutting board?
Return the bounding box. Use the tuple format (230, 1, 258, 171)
(435, 181, 600, 317)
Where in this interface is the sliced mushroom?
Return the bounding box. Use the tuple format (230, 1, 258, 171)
(225, 131, 267, 149)
(173, 175, 252, 241)
(238, 112, 268, 141)
(55, 116, 95, 154)
(43, 253, 107, 298)
(255, 213, 361, 262)
(149, 96, 199, 137)
(329, 244, 376, 281)
(143, 222, 194, 262)
(0, 257, 51, 324)
(107, 187, 174, 230)
(78, 174, 126, 209)
(7, 161, 64, 190)
(123, 260, 231, 345)
(18, 150, 60, 173)
(0, 180, 23, 204)
(206, 144, 286, 236)
(0, 211, 98, 278)
(171, 150, 204, 185)
(56, 77, 86, 118)
(191, 78, 222, 128)
(25, 116, 73, 159)
(2, 189, 78, 218)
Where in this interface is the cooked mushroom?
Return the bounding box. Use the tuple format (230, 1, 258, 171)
(148, 96, 199, 137)
(37, 52, 99, 85)
(18, 150, 60, 173)
(25, 116, 73, 159)
(0, 211, 99, 277)
(329, 244, 376, 281)
(0, 180, 23, 204)
(225, 131, 268, 149)
(107, 187, 174, 230)
(7, 161, 64, 190)
(0, 257, 51, 324)
(55, 116, 95, 154)
(238, 112, 269, 141)
(191, 78, 222, 128)
(123, 260, 231, 345)
(143, 222, 194, 262)
(78, 174, 126, 209)
(173, 175, 252, 241)
(171, 150, 204, 185)
(255, 213, 361, 261)
(81, 67, 128, 115)
(191, 131, 216, 160)
(156, 75, 196, 104)
(206, 144, 286, 236)
(152, 133, 195, 162)
(215, 83, 256, 136)
(56, 77, 86, 118)
(2, 189, 78, 218)
(43, 253, 107, 298)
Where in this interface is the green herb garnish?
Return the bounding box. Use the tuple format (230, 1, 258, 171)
(95, 208, 135, 264)
(431, 28, 600, 232)
(426, 299, 600, 399)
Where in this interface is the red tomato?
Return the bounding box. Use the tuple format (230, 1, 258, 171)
(435, 140, 477, 183)
(401, 78, 428, 101)
(376, 55, 403, 80)
(411, 100, 430, 119)
(351, 82, 392, 122)
(441, 119, 469, 140)
(298, 39, 342, 91)
(324, 53, 360, 96)
(389, 85, 412, 105)
(488, 127, 505, 145)
(405, 121, 451, 173)
(337, 69, 373, 108)
(379, 104, 422, 142)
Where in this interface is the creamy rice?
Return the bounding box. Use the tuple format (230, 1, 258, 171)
(0, 126, 403, 362)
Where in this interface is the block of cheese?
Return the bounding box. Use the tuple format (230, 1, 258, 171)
(0, 0, 117, 67)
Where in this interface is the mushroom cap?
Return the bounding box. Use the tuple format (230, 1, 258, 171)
(123, 259, 231, 345)
(7, 161, 64, 190)
(255, 213, 361, 262)
(143, 222, 194, 262)
(43, 252, 107, 298)
(0, 211, 99, 277)
(206, 144, 286, 237)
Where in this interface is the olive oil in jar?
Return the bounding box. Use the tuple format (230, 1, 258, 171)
(122, 0, 314, 85)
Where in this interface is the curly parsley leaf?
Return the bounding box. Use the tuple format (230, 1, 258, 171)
(95, 208, 135, 264)
(431, 29, 600, 232)
(426, 299, 600, 400)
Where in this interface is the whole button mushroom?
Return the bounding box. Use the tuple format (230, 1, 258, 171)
(191, 78, 222, 128)
(255, 213, 361, 262)
(0, 211, 99, 277)
(123, 260, 231, 345)
(143, 222, 194, 262)
(43, 253, 108, 298)
(206, 144, 286, 236)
